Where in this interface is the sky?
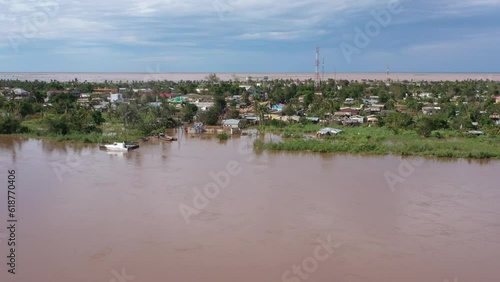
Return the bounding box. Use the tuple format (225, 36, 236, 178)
(0, 0, 499, 73)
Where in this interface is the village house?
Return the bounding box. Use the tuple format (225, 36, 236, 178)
(306, 117, 320, 124)
(239, 85, 252, 91)
(132, 88, 153, 94)
(340, 115, 365, 126)
(222, 119, 243, 129)
(110, 93, 124, 103)
(222, 119, 246, 134)
(344, 98, 355, 105)
(271, 104, 285, 113)
(317, 127, 343, 137)
(280, 115, 301, 123)
(195, 88, 208, 94)
(8, 88, 31, 100)
(367, 115, 379, 123)
(367, 106, 382, 114)
(243, 115, 260, 125)
(417, 92, 432, 98)
(349, 115, 365, 124)
(422, 106, 441, 115)
(187, 123, 205, 134)
(339, 107, 361, 116)
(334, 111, 350, 118)
(46, 89, 68, 97)
(92, 88, 115, 95)
(363, 95, 379, 105)
(490, 114, 500, 125)
(194, 101, 214, 111)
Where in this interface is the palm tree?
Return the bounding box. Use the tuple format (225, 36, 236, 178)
(3, 101, 17, 117)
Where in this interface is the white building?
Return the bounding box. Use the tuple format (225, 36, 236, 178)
(110, 93, 124, 103)
(222, 119, 242, 129)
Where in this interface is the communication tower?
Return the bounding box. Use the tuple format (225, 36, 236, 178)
(315, 46, 320, 93)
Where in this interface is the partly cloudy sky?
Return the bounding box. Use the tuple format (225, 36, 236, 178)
(0, 0, 499, 72)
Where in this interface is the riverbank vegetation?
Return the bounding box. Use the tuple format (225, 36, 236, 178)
(254, 124, 500, 159)
(1, 75, 499, 158)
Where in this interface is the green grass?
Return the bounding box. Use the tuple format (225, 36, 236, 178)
(3, 117, 144, 144)
(256, 125, 500, 159)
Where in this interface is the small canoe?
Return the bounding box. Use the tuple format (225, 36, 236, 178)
(159, 135, 177, 142)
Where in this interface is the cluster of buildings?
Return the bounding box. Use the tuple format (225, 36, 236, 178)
(3, 82, 500, 131)
(1, 87, 31, 100)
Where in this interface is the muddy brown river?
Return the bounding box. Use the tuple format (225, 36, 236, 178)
(0, 133, 499, 282)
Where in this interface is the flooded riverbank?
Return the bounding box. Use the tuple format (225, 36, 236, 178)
(1, 135, 499, 282)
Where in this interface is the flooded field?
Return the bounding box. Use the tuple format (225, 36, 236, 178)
(0, 134, 499, 282)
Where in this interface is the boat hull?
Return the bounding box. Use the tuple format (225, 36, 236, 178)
(104, 145, 129, 151)
(157, 134, 177, 142)
(101, 142, 139, 151)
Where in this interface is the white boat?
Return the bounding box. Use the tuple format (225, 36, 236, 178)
(104, 142, 128, 151)
(103, 142, 139, 151)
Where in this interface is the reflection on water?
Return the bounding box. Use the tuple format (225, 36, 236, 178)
(0, 135, 500, 282)
(106, 151, 126, 157)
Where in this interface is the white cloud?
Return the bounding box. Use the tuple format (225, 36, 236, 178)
(135, 56, 181, 62)
(402, 31, 500, 55)
(1, 0, 499, 71)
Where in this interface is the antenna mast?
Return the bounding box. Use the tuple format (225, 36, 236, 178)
(315, 46, 320, 93)
(322, 58, 325, 82)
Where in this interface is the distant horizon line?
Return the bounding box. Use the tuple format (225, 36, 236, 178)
(1, 71, 499, 74)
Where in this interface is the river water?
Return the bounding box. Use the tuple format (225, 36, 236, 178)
(0, 133, 499, 282)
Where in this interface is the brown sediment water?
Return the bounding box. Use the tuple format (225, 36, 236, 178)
(0, 134, 499, 282)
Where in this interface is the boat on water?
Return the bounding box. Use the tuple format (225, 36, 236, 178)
(102, 142, 139, 151)
(158, 133, 177, 142)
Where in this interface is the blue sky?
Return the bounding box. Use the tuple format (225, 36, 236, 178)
(0, 0, 499, 73)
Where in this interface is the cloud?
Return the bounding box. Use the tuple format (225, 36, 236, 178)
(0, 0, 499, 71)
(402, 31, 500, 54)
(136, 56, 182, 62)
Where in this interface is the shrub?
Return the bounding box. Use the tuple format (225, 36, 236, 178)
(0, 116, 29, 134)
(217, 132, 230, 140)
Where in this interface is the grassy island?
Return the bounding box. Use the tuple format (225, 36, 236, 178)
(254, 124, 500, 159)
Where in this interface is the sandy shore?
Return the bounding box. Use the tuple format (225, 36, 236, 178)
(0, 72, 499, 82)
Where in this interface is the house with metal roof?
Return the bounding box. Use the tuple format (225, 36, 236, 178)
(306, 117, 320, 123)
(422, 106, 441, 115)
(317, 127, 343, 136)
(222, 119, 242, 128)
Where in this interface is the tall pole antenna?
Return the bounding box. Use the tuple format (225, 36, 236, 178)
(386, 65, 390, 82)
(315, 46, 320, 93)
(334, 66, 337, 95)
(322, 58, 325, 82)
